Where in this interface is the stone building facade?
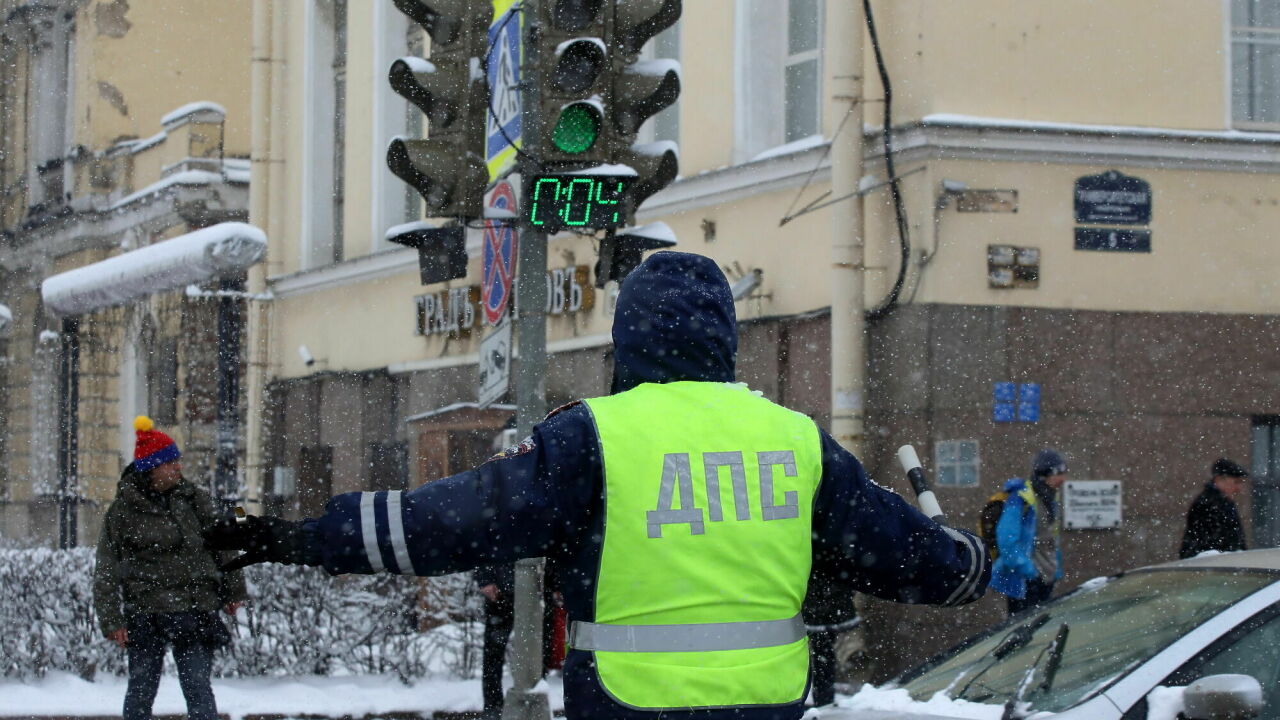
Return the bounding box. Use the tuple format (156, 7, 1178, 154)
(0, 0, 253, 546)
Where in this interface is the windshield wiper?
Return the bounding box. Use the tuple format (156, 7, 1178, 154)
(951, 613, 1050, 701)
(1038, 623, 1070, 693)
(1000, 623, 1070, 720)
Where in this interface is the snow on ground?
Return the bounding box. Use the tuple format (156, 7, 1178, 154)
(0, 672, 565, 719)
(836, 685, 1004, 720)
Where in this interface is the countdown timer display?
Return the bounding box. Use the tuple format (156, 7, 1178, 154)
(526, 175, 633, 232)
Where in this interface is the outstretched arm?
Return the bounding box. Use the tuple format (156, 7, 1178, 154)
(811, 431, 989, 606)
(207, 406, 599, 577)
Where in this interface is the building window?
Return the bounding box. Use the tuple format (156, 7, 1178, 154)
(367, 441, 409, 492)
(784, 0, 822, 143)
(645, 23, 681, 145)
(1232, 0, 1280, 129)
(25, 16, 74, 212)
(1252, 417, 1280, 547)
(935, 440, 980, 488)
(331, 0, 347, 262)
(147, 337, 179, 426)
(734, 0, 823, 162)
(303, 0, 347, 269)
(298, 445, 333, 519)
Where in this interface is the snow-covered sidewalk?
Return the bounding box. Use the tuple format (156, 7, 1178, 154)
(0, 672, 565, 719)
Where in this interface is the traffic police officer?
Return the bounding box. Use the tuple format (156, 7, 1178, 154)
(207, 251, 989, 720)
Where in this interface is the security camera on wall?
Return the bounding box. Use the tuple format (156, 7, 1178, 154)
(298, 344, 316, 367)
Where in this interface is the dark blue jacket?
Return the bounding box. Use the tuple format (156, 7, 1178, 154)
(303, 252, 988, 720)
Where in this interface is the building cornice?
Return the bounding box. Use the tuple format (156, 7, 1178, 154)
(0, 180, 248, 272)
(269, 116, 1280, 298)
(897, 114, 1280, 173)
(269, 245, 419, 298)
(642, 116, 1280, 221)
(637, 144, 834, 220)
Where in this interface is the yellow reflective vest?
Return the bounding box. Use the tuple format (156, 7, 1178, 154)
(578, 381, 822, 710)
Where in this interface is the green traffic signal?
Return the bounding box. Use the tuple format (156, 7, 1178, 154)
(551, 102, 602, 155)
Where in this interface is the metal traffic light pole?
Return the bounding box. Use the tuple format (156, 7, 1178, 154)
(505, 0, 550, 717)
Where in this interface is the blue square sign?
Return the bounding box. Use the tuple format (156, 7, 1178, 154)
(1017, 401, 1040, 423)
(993, 382, 1017, 403)
(994, 382, 1042, 423)
(1019, 383, 1041, 403)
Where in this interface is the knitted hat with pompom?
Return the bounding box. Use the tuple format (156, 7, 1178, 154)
(133, 415, 181, 472)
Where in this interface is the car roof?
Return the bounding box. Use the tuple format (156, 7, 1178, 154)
(1138, 548, 1280, 572)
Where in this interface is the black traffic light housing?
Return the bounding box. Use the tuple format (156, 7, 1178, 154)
(387, 0, 491, 219)
(595, 222, 677, 287)
(602, 1, 682, 223)
(387, 223, 468, 285)
(537, 1, 613, 167)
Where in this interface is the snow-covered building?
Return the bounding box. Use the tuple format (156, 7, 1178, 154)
(245, 0, 1280, 679)
(0, 0, 255, 548)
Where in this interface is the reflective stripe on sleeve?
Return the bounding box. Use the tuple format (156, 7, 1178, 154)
(359, 492, 385, 573)
(941, 526, 985, 606)
(568, 613, 806, 653)
(385, 490, 415, 575)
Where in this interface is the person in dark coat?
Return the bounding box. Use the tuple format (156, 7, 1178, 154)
(1180, 458, 1249, 559)
(93, 416, 246, 720)
(474, 561, 561, 720)
(206, 251, 989, 720)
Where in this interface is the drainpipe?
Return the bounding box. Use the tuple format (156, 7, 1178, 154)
(214, 275, 244, 511)
(57, 316, 79, 548)
(829, 2, 867, 456)
(245, 0, 277, 512)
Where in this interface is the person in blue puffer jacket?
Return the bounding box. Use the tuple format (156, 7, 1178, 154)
(990, 450, 1068, 616)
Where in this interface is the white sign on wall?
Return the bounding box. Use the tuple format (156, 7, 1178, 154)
(478, 315, 512, 409)
(1063, 480, 1123, 530)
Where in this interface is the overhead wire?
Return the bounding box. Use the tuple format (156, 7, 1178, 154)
(863, 0, 911, 321)
(774, 1, 914, 320)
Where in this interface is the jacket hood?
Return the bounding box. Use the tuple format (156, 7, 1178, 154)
(1003, 477, 1028, 493)
(610, 251, 737, 394)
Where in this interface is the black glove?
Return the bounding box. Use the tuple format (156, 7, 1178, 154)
(203, 515, 312, 571)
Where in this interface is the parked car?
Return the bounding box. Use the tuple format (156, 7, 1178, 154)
(827, 549, 1280, 719)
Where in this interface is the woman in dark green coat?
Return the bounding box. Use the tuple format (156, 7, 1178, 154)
(93, 416, 246, 720)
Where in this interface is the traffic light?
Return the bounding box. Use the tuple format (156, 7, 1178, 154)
(595, 222, 677, 286)
(387, 1, 490, 219)
(525, 1, 682, 228)
(386, 223, 468, 285)
(537, 1, 612, 166)
(605, 1, 682, 219)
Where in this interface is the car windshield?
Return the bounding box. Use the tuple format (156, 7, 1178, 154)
(898, 569, 1277, 714)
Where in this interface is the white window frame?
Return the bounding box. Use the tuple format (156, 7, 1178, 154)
(1230, 0, 1280, 130)
(26, 14, 74, 209)
(371, 2, 413, 252)
(301, 0, 343, 270)
(935, 439, 980, 489)
(733, 0, 824, 163)
(783, 0, 823, 144)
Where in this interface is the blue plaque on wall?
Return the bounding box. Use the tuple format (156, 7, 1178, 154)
(1018, 401, 1041, 423)
(1074, 170, 1151, 225)
(993, 382, 1042, 423)
(1075, 227, 1152, 253)
(993, 382, 1017, 403)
